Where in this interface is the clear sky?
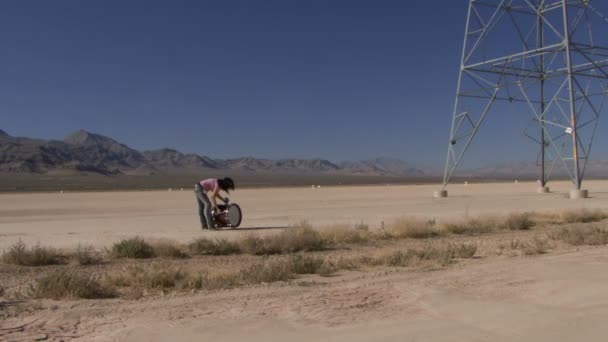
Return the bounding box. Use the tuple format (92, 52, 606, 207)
(2, 0, 608, 168)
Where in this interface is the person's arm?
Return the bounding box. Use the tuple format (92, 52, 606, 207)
(210, 188, 220, 210)
(214, 192, 227, 203)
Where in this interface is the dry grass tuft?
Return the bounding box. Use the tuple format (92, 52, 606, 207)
(560, 209, 608, 224)
(281, 223, 328, 252)
(378, 247, 446, 267)
(443, 217, 497, 235)
(188, 238, 241, 256)
(375, 242, 477, 268)
(240, 225, 328, 255)
(448, 243, 478, 258)
(239, 259, 294, 284)
(522, 237, 549, 255)
(111, 237, 155, 259)
(385, 218, 442, 239)
(106, 259, 295, 293)
(288, 254, 325, 274)
(2, 240, 64, 266)
(150, 240, 189, 259)
(106, 266, 202, 291)
(73, 245, 103, 265)
(316, 256, 363, 276)
(502, 212, 535, 230)
(29, 271, 115, 299)
(549, 224, 608, 246)
(499, 237, 549, 256)
(319, 224, 371, 244)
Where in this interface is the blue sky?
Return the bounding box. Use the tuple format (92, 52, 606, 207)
(1, 0, 607, 168)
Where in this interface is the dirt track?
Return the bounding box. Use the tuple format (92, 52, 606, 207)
(1, 181, 607, 249)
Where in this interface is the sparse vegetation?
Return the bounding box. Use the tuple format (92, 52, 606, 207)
(374, 243, 476, 268)
(448, 243, 478, 258)
(8, 209, 608, 302)
(239, 259, 294, 284)
(502, 212, 535, 230)
(106, 259, 296, 293)
(29, 271, 115, 299)
(2, 240, 64, 266)
(378, 248, 450, 267)
(498, 237, 549, 256)
(111, 237, 155, 259)
(73, 245, 104, 265)
(443, 217, 497, 235)
(522, 237, 549, 256)
(385, 218, 442, 239)
(549, 224, 608, 246)
(240, 225, 328, 255)
(107, 266, 200, 290)
(560, 209, 608, 224)
(319, 225, 370, 244)
(150, 240, 189, 259)
(289, 254, 325, 274)
(188, 238, 241, 256)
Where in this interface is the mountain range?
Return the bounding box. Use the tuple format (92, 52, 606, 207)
(2, 129, 605, 180)
(0, 129, 427, 177)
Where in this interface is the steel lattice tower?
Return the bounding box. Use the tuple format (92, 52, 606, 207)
(438, 0, 608, 199)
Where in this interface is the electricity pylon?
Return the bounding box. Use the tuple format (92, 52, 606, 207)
(439, 0, 608, 199)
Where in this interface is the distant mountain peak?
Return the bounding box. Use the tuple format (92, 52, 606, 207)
(64, 129, 118, 146)
(0, 129, 9, 137)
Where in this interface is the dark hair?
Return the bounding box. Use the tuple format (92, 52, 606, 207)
(218, 177, 235, 192)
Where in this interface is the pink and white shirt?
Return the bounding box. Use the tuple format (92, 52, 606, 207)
(199, 178, 219, 193)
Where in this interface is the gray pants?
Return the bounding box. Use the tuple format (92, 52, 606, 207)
(194, 184, 215, 229)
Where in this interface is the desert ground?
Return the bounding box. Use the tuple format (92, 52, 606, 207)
(1, 180, 607, 250)
(2, 181, 608, 341)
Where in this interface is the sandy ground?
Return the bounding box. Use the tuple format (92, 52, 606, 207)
(3, 245, 608, 341)
(1, 180, 607, 250)
(3, 181, 608, 341)
(112, 247, 608, 342)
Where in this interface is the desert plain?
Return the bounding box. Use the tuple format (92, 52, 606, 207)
(2, 180, 608, 341)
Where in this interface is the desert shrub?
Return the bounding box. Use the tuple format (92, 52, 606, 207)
(320, 225, 370, 244)
(73, 245, 103, 265)
(238, 235, 281, 255)
(281, 225, 327, 252)
(443, 217, 497, 235)
(549, 224, 608, 246)
(386, 218, 441, 239)
(377, 246, 455, 268)
(239, 260, 294, 284)
(499, 237, 549, 256)
(560, 209, 608, 224)
(289, 254, 324, 274)
(448, 243, 477, 258)
(189, 238, 241, 256)
(316, 256, 363, 276)
(240, 226, 328, 255)
(150, 241, 189, 259)
(502, 212, 534, 230)
(2, 240, 63, 266)
(29, 271, 115, 299)
(106, 266, 201, 290)
(522, 237, 549, 255)
(111, 237, 155, 259)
